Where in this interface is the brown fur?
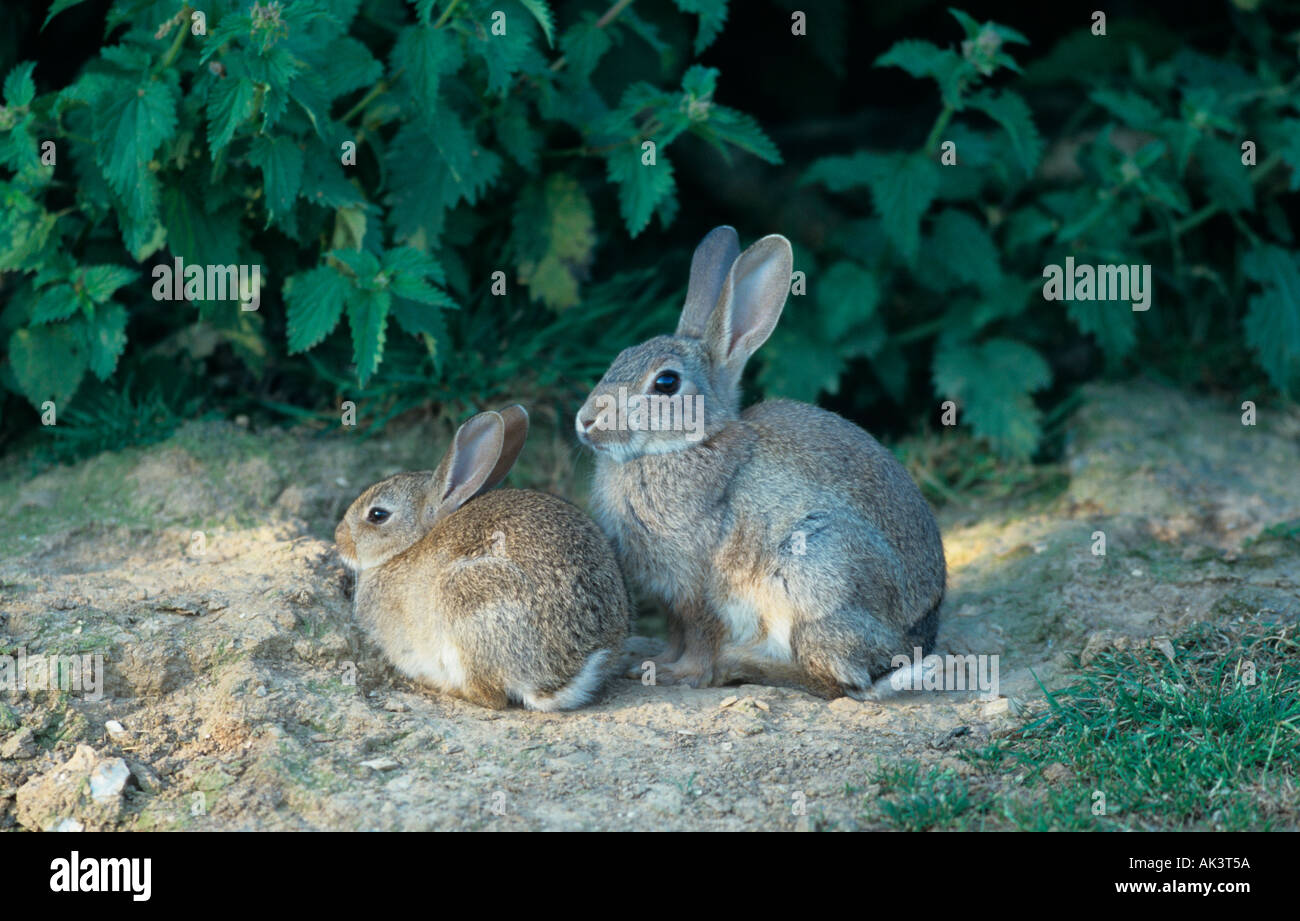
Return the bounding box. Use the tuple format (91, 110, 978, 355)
(336, 408, 631, 711)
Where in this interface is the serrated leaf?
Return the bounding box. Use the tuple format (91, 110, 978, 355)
(207, 76, 257, 155)
(1195, 136, 1252, 212)
(387, 117, 502, 243)
(83, 302, 128, 379)
(31, 284, 83, 325)
(95, 76, 179, 221)
(967, 89, 1042, 178)
(8, 323, 88, 407)
(81, 265, 137, 303)
(519, 0, 556, 47)
(605, 145, 675, 238)
(560, 13, 611, 80)
(758, 325, 845, 403)
(1242, 245, 1300, 397)
(393, 23, 464, 117)
(284, 266, 349, 354)
(514, 174, 596, 309)
(816, 151, 938, 263)
(42, 0, 89, 29)
(1064, 296, 1138, 361)
(673, 0, 728, 54)
(249, 134, 305, 224)
(875, 40, 967, 107)
(815, 260, 880, 344)
(924, 209, 1001, 292)
(1089, 88, 1162, 129)
(3, 61, 36, 107)
(346, 287, 390, 385)
(933, 337, 1050, 460)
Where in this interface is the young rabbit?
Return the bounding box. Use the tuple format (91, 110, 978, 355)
(575, 227, 946, 699)
(335, 405, 630, 711)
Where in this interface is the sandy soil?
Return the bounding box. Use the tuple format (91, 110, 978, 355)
(1, 381, 1297, 830)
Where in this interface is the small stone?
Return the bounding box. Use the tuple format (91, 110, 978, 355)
(89, 759, 131, 802)
(255, 685, 268, 697)
(981, 697, 1011, 718)
(752, 698, 770, 712)
(359, 758, 400, 772)
(383, 699, 409, 713)
(1150, 636, 1176, 663)
(50, 818, 85, 832)
(1, 727, 36, 760)
(105, 720, 126, 736)
(719, 696, 739, 709)
(1042, 762, 1072, 784)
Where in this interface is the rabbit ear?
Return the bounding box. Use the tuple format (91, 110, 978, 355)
(676, 225, 741, 339)
(706, 234, 793, 389)
(428, 411, 505, 523)
(475, 404, 529, 496)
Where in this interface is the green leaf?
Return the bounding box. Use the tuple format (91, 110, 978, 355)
(758, 325, 846, 403)
(967, 89, 1042, 178)
(95, 75, 179, 223)
(83, 302, 128, 379)
(393, 24, 464, 116)
(559, 13, 612, 80)
(285, 265, 350, 354)
(346, 287, 390, 385)
(1242, 245, 1300, 397)
(3, 61, 36, 107)
(1276, 119, 1300, 192)
(933, 337, 1051, 460)
(31, 284, 83, 324)
(1089, 89, 1162, 129)
(206, 75, 258, 155)
(815, 260, 881, 346)
(1195, 136, 1253, 212)
(673, 0, 729, 54)
(605, 145, 675, 238)
(848, 152, 941, 263)
(42, 0, 90, 29)
(387, 117, 502, 243)
(8, 323, 88, 407)
(249, 134, 305, 224)
(875, 40, 967, 107)
(81, 265, 138, 303)
(513, 174, 596, 310)
(1064, 295, 1138, 361)
(924, 209, 1001, 292)
(519, 0, 556, 47)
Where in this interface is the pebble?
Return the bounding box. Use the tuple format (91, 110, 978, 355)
(89, 758, 131, 802)
(359, 758, 400, 771)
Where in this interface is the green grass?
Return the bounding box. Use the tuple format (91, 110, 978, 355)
(866, 620, 1300, 830)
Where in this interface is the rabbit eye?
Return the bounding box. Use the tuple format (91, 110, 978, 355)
(653, 371, 681, 395)
(366, 507, 390, 524)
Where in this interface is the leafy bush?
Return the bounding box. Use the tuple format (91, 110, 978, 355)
(1, 2, 1297, 462)
(781, 8, 1300, 458)
(0, 0, 774, 443)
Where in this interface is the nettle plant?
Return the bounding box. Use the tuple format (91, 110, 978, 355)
(0, 0, 773, 436)
(784, 9, 1300, 458)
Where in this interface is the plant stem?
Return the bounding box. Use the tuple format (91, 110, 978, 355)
(1131, 152, 1284, 246)
(923, 104, 955, 156)
(433, 0, 462, 29)
(158, 6, 192, 70)
(342, 68, 404, 124)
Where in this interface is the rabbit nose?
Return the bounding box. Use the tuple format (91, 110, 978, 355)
(576, 411, 595, 433)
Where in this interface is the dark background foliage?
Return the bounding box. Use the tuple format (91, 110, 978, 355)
(1, 0, 1296, 468)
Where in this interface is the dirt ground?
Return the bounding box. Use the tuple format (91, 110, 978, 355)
(1, 381, 1297, 831)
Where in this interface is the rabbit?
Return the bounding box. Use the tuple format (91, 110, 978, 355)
(574, 226, 946, 700)
(335, 405, 630, 711)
